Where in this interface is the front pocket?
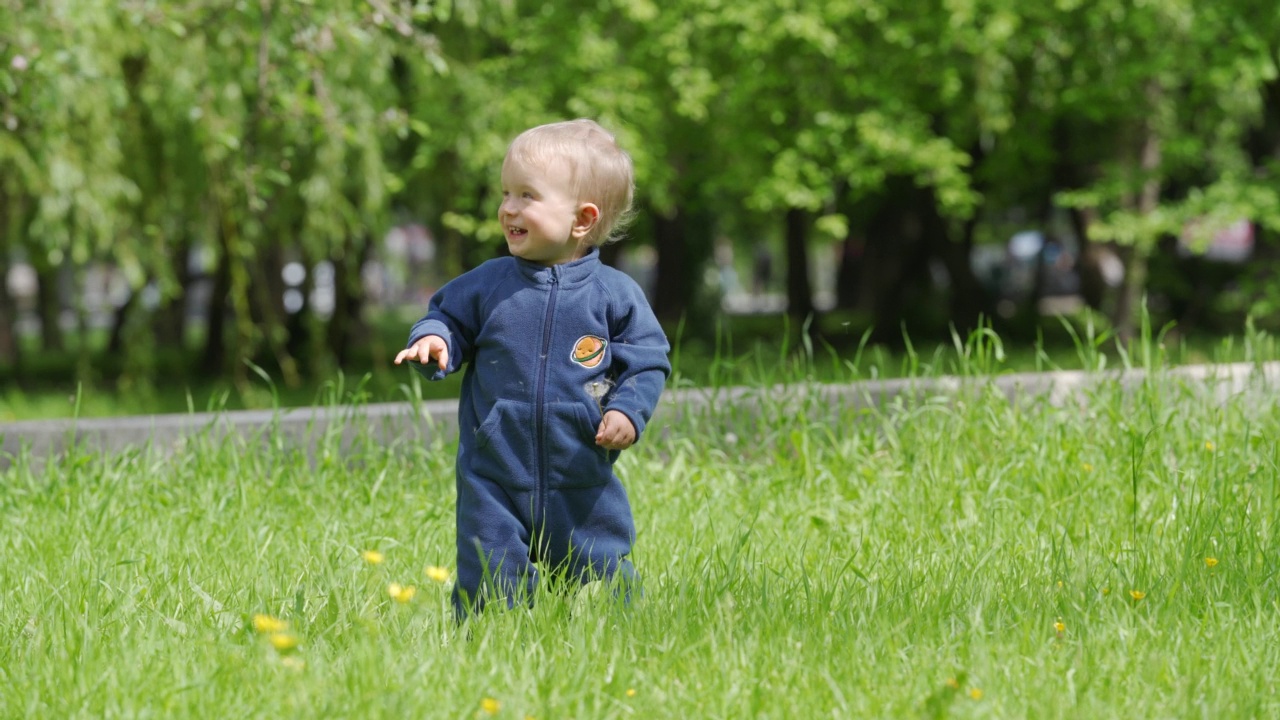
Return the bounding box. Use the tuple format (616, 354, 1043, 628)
(544, 402, 615, 490)
(471, 399, 537, 491)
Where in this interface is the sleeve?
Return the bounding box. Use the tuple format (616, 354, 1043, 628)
(405, 271, 486, 381)
(603, 279, 671, 442)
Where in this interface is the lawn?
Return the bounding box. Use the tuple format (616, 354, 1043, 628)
(2, 348, 1279, 717)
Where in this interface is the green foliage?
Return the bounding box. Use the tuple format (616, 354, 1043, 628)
(3, 0, 1280, 385)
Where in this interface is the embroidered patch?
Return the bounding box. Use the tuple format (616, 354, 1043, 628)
(571, 335, 607, 368)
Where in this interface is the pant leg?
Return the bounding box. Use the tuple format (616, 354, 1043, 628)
(540, 477, 640, 600)
(453, 472, 538, 618)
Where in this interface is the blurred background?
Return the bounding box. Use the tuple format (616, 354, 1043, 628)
(2, 0, 1278, 418)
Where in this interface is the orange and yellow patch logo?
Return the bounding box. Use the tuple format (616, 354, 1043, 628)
(571, 335, 607, 368)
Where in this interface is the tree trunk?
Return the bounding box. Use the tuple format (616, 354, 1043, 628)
(202, 232, 231, 376)
(154, 242, 192, 348)
(650, 206, 693, 323)
(0, 250, 17, 370)
(326, 235, 375, 368)
(852, 181, 933, 342)
(245, 239, 303, 385)
(1245, 73, 1280, 167)
(285, 266, 312, 365)
(107, 288, 137, 356)
(0, 189, 18, 370)
(1113, 91, 1163, 342)
(1113, 242, 1151, 343)
(34, 263, 64, 352)
(835, 232, 864, 310)
(833, 182, 871, 312)
(935, 212, 990, 333)
(784, 208, 814, 322)
(1047, 117, 1107, 312)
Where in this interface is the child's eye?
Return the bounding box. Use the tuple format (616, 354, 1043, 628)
(523, 192, 534, 199)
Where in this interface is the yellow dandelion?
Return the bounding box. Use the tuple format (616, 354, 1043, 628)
(252, 614, 287, 634)
(1054, 619, 1066, 634)
(1056, 580, 1064, 589)
(1082, 462, 1094, 472)
(480, 697, 501, 715)
(388, 583, 417, 603)
(1129, 589, 1146, 601)
(269, 632, 299, 651)
(425, 565, 452, 583)
(1204, 441, 1215, 451)
(945, 677, 960, 690)
(626, 688, 637, 698)
(969, 688, 983, 701)
(1205, 557, 1219, 568)
(361, 550, 385, 565)
(1101, 587, 1110, 596)
(281, 656, 306, 670)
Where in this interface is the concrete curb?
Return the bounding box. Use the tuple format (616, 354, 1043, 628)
(2, 362, 1277, 466)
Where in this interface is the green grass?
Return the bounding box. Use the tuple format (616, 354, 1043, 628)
(3, 309, 1276, 421)
(3, 342, 1280, 717)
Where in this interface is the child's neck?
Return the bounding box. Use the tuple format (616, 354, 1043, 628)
(540, 244, 592, 267)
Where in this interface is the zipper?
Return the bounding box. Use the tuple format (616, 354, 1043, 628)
(534, 265, 561, 532)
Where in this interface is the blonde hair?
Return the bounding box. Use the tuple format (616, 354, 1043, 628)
(503, 119, 635, 245)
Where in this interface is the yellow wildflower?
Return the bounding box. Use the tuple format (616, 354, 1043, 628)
(480, 697, 501, 715)
(388, 583, 417, 603)
(1082, 462, 1093, 472)
(1205, 557, 1219, 568)
(425, 565, 452, 583)
(252, 614, 288, 634)
(281, 656, 306, 670)
(626, 688, 637, 698)
(1056, 580, 1063, 589)
(1101, 586, 1110, 596)
(1204, 441, 1215, 451)
(361, 550, 385, 565)
(969, 688, 983, 701)
(945, 677, 960, 690)
(1054, 619, 1065, 634)
(269, 632, 299, 651)
(1129, 589, 1146, 601)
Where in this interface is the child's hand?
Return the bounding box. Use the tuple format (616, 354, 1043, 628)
(395, 335, 449, 370)
(596, 410, 636, 450)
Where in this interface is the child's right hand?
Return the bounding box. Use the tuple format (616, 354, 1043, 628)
(395, 335, 449, 371)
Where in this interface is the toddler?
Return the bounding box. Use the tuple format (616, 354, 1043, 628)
(395, 119, 670, 616)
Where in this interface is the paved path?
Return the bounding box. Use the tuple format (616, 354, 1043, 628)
(2, 362, 1276, 466)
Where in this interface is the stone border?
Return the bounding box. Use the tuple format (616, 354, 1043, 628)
(2, 362, 1276, 466)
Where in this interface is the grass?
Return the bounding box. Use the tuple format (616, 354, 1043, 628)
(2, 309, 1274, 421)
(2, 327, 1280, 717)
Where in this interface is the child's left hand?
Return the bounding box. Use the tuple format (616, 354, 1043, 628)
(596, 410, 636, 450)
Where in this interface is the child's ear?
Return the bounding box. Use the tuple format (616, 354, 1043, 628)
(571, 203, 600, 239)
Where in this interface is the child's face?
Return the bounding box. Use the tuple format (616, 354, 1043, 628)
(499, 155, 593, 267)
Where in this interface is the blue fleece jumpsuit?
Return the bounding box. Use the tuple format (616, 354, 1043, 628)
(407, 249, 670, 615)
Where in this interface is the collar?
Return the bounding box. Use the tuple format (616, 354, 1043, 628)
(514, 246, 601, 286)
